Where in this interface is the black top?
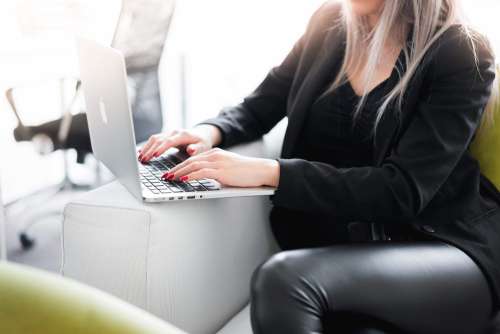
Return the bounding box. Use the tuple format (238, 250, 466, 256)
(202, 3, 500, 305)
(271, 73, 421, 247)
(296, 79, 380, 168)
(296, 46, 405, 168)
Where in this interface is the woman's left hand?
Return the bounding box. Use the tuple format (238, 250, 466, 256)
(163, 148, 280, 188)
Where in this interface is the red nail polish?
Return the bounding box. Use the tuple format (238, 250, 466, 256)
(167, 173, 175, 180)
(180, 175, 189, 182)
(162, 172, 169, 179)
(187, 147, 194, 154)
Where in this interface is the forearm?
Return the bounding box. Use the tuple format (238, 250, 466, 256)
(272, 158, 418, 222)
(194, 124, 223, 147)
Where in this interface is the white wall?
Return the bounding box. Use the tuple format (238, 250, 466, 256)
(159, 0, 324, 130)
(463, 0, 500, 55)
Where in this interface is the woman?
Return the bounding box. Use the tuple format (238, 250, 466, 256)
(139, 0, 499, 332)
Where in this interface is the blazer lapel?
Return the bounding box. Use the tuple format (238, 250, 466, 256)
(281, 26, 346, 158)
(373, 68, 421, 166)
(373, 107, 400, 166)
(373, 36, 417, 166)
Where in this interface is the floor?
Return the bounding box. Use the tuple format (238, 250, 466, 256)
(6, 189, 71, 273)
(4, 155, 113, 273)
(5, 182, 98, 273)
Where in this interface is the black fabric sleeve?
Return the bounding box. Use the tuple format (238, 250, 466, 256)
(272, 28, 496, 223)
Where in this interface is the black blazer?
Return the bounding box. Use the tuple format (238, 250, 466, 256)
(202, 2, 500, 306)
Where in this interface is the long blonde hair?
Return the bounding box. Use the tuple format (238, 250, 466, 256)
(331, 0, 496, 132)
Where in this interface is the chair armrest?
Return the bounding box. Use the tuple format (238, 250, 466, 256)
(0, 262, 186, 334)
(62, 119, 286, 334)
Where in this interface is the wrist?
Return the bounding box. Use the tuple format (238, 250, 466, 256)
(260, 159, 280, 187)
(195, 124, 222, 147)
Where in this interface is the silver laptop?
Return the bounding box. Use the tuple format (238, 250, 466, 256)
(77, 38, 275, 202)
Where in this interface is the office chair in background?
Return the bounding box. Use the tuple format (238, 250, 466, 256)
(5, 78, 95, 249)
(5, 0, 176, 250)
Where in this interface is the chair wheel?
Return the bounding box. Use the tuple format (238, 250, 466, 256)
(20, 233, 35, 250)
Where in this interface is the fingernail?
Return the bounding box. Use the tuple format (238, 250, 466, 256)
(167, 173, 175, 180)
(180, 175, 189, 182)
(161, 172, 169, 179)
(139, 154, 143, 160)
(187, 147, 194, 155)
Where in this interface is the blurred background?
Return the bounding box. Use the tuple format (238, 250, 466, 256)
(0, 0, 498, 272)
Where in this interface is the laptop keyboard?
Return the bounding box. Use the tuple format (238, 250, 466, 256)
(138, 155, 221, 195)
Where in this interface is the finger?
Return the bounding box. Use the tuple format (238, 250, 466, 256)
(168, 152, 219, 175)
(140, 130, 192, 160)
(167, 161, 218, 180)
(144, 133, 194, 162)
(142, 141, 163, 162)
(153, 140, 174, 158)
(186, 143, 207, 156)
(192, 148, 218, 159)
(184, 168, 219, 182)
(168, 154, 208, 175)
(139, 137, 157, 160)
(158, 132, 198, 154)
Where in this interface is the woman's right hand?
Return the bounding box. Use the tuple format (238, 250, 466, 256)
(138, 124, 222, 163)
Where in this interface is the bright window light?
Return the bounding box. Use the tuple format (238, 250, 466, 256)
(463, 0, 500, 56)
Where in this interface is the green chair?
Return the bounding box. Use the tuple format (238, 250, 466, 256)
(0, 262, 186, 334)
(470, 66, 500, 189)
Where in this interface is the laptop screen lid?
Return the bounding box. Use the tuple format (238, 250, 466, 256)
(77, 38, 142, 200)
